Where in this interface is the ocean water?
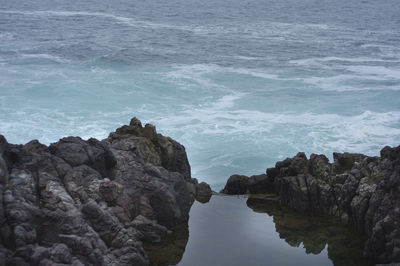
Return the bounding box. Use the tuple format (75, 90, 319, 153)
(1, 0, 400, 190)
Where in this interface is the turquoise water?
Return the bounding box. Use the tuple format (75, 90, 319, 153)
(1, 0, 400, 190)
(145, 195, 370, 266)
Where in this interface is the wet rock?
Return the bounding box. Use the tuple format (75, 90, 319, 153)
(221, 174, 274, 195)
(0, 118, 196, 266)
(248, 174, 274, 194)
(221, 174, 249, 194)
(196, 182, 212, 198)
(131, 215, 168, 243)
(196, 182, 212, 203)
(186, 178, 198, 200)
(143, 222, 189, 266)
(223, 145, 400, 264)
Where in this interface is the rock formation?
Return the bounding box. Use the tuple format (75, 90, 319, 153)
(0, 118, 206, 266)
(221, 145, 400, 264)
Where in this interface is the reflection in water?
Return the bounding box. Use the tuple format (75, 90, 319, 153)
(246, 196, 371, 266)
(144, 195, 371, 266)
(144, 224, 189, 266)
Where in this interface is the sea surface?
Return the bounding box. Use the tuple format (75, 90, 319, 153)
(1, 0, 400, 190)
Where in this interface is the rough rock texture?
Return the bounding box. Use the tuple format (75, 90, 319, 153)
(221, 174, 274, 194)
(0, 118, 206, 266)
(222, 146, 400, 264)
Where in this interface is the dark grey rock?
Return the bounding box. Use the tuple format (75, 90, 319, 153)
(222, 145, 400, 264)
(332, 152, 366, 174)
(0, 118, 198, 266)
(197, 182, 212, 198)
(221, 174, 249, 194)
(248, 174, 274, 194)
(109, 118, 191, 180)
(196, 182, 212, 203)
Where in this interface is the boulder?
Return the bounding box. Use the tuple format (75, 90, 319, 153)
(221, 175, 249, 194)
(196, 182, 212, 203)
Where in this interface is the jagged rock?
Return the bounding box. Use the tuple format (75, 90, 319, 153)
(109, 117, 191, 180)
(221, 174, 249, 194)
(248, 174, 274, 194)
(0, 118, 204, 266)
(309, 154, 331, 181)
(332, 152, 367, 174)
(49, 137, 116, 179)
(222, 145, 400, 264)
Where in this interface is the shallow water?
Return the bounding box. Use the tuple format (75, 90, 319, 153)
(1, 0, 400, 190)
(145, 195, 371, 266)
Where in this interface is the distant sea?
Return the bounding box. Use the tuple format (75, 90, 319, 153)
(1, 0, 399, 190)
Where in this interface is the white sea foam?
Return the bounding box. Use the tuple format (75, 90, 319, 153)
(166, 63, 400, 93)
(167, 64, 281, 83)
(19, 53, 71, 63)
(289, 55, 400, 91)
(290, 56, 400, 66)
(211, 93, 247, 110)
(165, 64, 228, 90)
(346, 65, 400, 80)
(149, 93, 400, 157)
(190, 20, 336, 38)
(0, 10, 134, 23)
(0, 108, 128, 145)
(1, 10, 335, 37)
(302, 74, 400, 91)
(234, 55, 262, 61)
(0, 10, 192, 32)
(1, 91, 399, 188)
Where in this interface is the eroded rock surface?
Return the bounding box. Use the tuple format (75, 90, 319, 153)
(0, 118, 206, 266)
(222, 145, 400, 264)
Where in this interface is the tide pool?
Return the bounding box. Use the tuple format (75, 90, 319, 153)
(144, 195, 370, 266)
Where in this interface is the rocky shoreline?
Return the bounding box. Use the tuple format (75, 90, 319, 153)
(1, 116, 398, 265)
(0, 118, 210, 266)
(221, 145, 400, 264)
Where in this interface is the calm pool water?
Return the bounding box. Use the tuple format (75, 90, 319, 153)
(145, 195, 371, 266)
